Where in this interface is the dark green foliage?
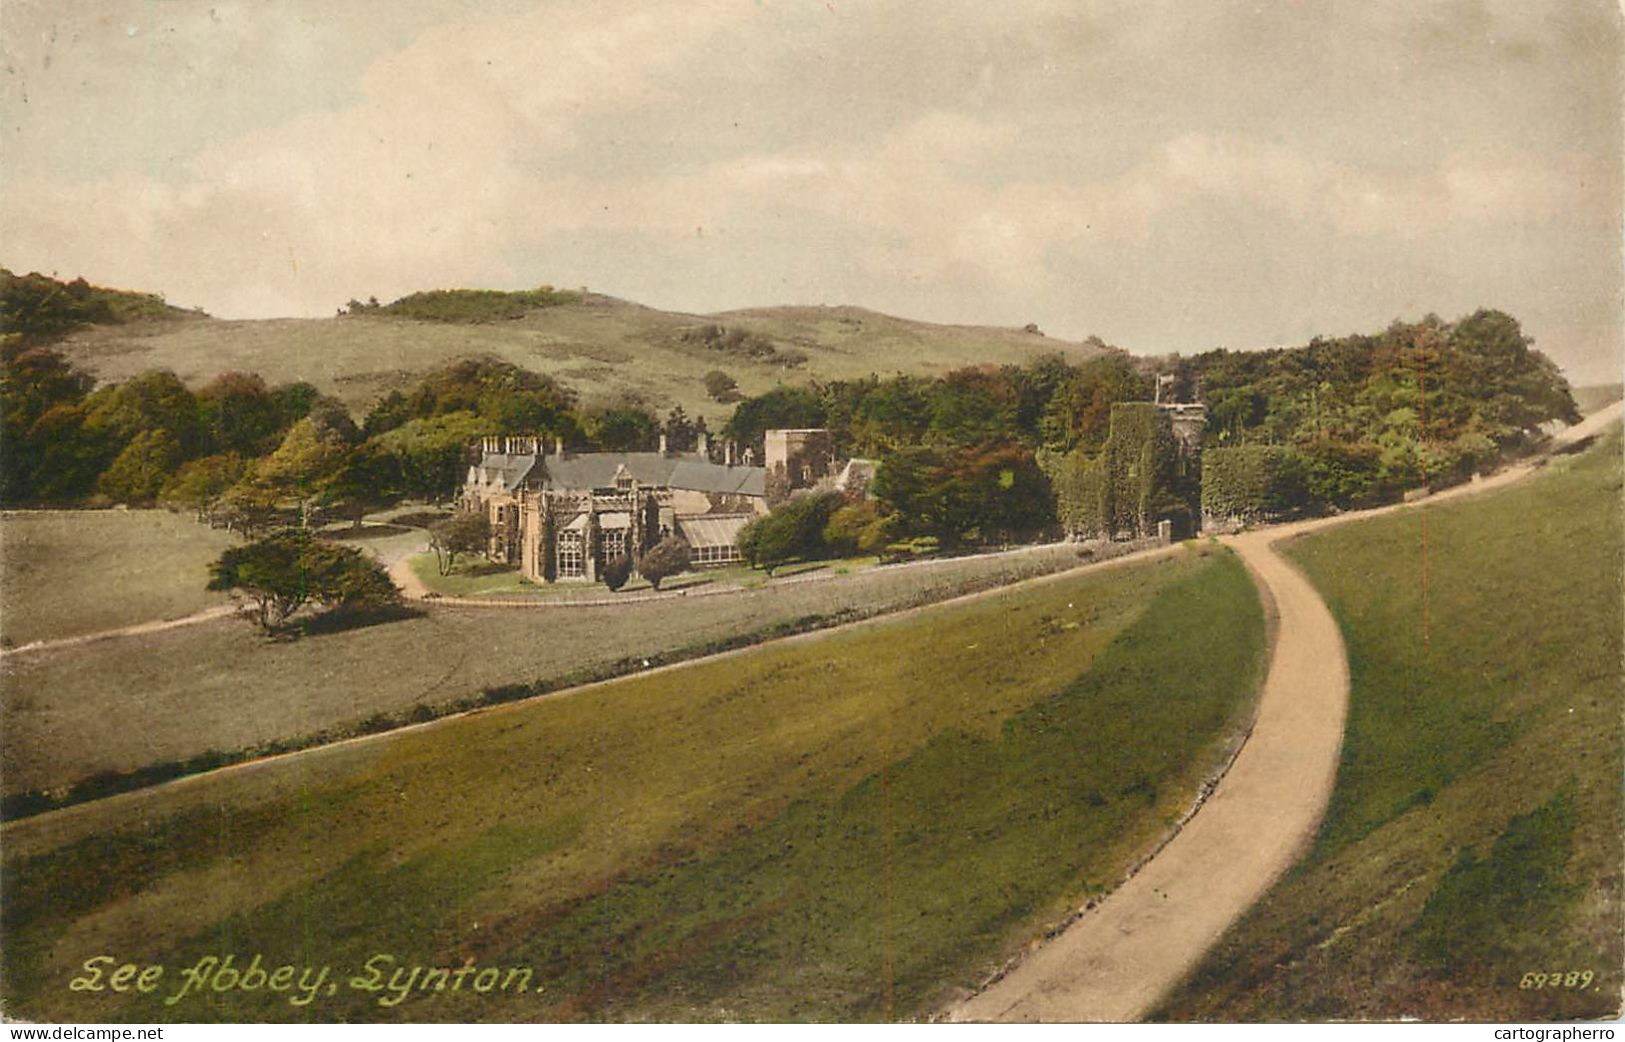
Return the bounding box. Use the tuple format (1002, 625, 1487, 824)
(637, 536, 691, 590)
(724, 385, 828, 457)
(372, 411, 486, 503)
(703, 369, 740, 402)
(584, 402, 660, 451)
(873, 441, 1053, 545)
(737, 492, 845, 574)
(1049, 404, 1191, 539)
(96, 429, 183, 505)
(351, 285, 578, 323)
(1, 269, 197, 344)
(1200, 445, 1309, 525)
(320, 441, 406, 526)
(602, 553, 632, 591)
(197, 371, 283, 455)
(207, 528, 401, 633)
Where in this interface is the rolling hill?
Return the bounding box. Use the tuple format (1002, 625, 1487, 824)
(46, 289, 1113, 424)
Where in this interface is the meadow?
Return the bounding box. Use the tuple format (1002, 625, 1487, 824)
(53, 296, 1102, 423)
(1158, 425, 1623, 1021)
(2, 537, 1119, 802)
(0, 542, 1264, 1022)
(0, 510, 237, 648)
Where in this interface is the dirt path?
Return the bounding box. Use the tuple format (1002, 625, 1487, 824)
(948, 404, 1619, 1023)
(0, 604, 238, 659)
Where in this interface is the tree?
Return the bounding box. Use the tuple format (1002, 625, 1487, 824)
(428, 510, 491, 575)
(197, 371, 282, 456)
(320, 442, 405, 529)
(703, 369, 740, 402)
(160, 453, 248, 521)
(97, 429, 183, 505)
(736, 492, 843, 574)
(636, 536, 691, 590)
(208, 529, 401, 634)
(601, 553, 632, 591)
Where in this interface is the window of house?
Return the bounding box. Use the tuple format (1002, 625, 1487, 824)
(556, 531, 585, 579)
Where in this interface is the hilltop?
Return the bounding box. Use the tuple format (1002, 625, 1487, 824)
(42, 284, 1112, 424)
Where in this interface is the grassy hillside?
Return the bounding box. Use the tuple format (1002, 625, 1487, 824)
(1158, 425, 1623, 1021)
(1574, 382, 1623, 416)
(2, 540, 1111, 800)
(50, 293, 1106, 424)
(0, 545, 1264, 1023)
(0, 510, 237, 647)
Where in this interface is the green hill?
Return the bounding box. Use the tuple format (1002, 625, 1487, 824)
(1158, 423, 1623, 1022)
(48, 289, 1110, 425)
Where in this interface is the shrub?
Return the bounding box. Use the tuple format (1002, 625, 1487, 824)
(637, 536, 692, 590)
(602, 554, 632, 591)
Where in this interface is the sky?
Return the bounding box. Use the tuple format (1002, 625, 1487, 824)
(3, 0, 1621, 382)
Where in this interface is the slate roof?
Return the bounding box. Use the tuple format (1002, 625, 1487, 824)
(471, 449, 766, 498)
(468, 452, 541, 492)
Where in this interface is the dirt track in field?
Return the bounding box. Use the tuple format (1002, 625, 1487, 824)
(948, 403, 1620, 1023)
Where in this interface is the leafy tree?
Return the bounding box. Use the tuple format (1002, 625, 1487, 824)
(320, 442, 406, 528)
(724, 386, 826, 458)
(373, 411, 486, 503)
(160, 453, 248, 521)
(198, 371, 282, 455)
(97, 429, 183, 504)
(636, 536, 691, 590)
(428, 510, 491, 575)
(736, 492, 843, 574)
(255, 416, 353, 521)
(584, 403, 659, 451)
(662, 406, 700, 453)
(703, 369, 740, 402)
(821, 499, 884, 555)
(0, 342, 98, 503)
(81, 369, 202, 456)
(208, 529, 401, 633)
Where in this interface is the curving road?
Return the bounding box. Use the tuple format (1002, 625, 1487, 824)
(950, 527, 1349, 1022)
(949, 402, 1620, 1023)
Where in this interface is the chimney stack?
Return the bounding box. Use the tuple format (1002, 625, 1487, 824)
(659, 431, 669, 455)
(696, 430, 709, 459)
(554, 436, 565, 458)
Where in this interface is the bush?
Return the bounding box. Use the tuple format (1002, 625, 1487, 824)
(602, 554, 632, 591)
(1200, 444, 1309, 525)
(637, 537, 691, 590)
(208, 528, 402, 633)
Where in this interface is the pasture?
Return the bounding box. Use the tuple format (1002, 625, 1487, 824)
(3, 539, 1121, 800)
(0, 543, 1265, 1022)
(0, 510, 237, 648)
(1159, 424, 1623, 1021)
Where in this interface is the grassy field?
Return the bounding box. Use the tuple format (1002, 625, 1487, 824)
(52, 295, 1106, 423)
(0, 510, 238, 647)
(0, 543, 1264, 1023)
(408, 551, 875, 599)
(1, 540, 1114, 799)
(1158, 425, 1623, 1021)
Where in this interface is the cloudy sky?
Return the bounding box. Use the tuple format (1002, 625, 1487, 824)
(3, 1, 1621, 381)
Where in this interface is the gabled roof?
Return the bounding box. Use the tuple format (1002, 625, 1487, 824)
(469, 452, 540, 492)
(532, 451, 766, 497)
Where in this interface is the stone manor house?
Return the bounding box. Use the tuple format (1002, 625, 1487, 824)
(462, 428, 871, 583)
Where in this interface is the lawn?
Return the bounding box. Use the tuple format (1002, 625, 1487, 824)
(408, 551, 881, 599)
(0, 510, 238, 647)
(1157, 424, 1623, 1021)
(0, 542, 1264, 1022)
(1, 540, 1106, 800)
